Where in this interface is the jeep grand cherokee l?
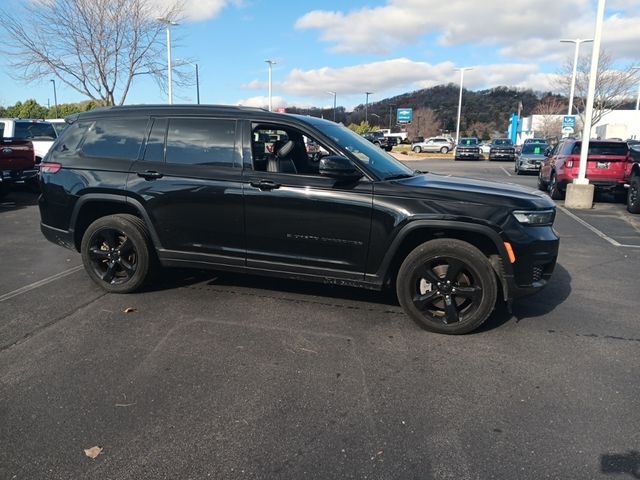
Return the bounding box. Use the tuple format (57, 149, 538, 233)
(39, 106, 559, 334)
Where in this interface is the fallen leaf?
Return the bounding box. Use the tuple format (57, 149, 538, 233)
(84, 446, 103, 459)
(123, 308, 136, 313)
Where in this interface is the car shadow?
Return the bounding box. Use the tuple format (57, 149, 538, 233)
(0, 186, 39, 213)
(601, 450, 640, 478)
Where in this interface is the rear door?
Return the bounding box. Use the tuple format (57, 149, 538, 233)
(582, 142, 629, 182)
(126, 116, 245, 266)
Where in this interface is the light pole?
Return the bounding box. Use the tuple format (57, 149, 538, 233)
(265, 60, 276, 111)
(50, 79, 58, 118)
(365, 92, 373, 124)
(454, 67, 473, 146)
(632, 67, 640, 111)
(157, 17, 178, 104)
(388, 104, 396, 130)
(560, 38, 593, 115)
(182, 61, 200, 104)
(327, 91, 336, 122)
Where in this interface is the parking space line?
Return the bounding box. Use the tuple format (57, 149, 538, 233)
(500, 167, 512, 177)
(558, 206, 640, 249)
(0, 266, 85, 303)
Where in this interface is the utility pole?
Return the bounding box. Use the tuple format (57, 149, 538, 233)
(365, 92, 373, 124)
(265, 60, 276, 111)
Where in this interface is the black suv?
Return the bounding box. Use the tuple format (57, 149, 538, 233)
(489, 139, 516, 161)
(39, 106, 559, 334)
(363, 131, 397, 152)
(454, 137, 481, 161)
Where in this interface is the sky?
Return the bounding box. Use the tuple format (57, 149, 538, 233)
(1, 0, 639, 111)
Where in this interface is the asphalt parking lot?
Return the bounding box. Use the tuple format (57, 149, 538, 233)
(1, 161, 639, 480)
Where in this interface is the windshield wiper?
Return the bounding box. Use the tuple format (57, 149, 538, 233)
(384, 173, 414, 181)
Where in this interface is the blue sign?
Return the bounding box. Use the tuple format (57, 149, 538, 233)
(397, 108, 413, 124)
(562, 115, 576, 131)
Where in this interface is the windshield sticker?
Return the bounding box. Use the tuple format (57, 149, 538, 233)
(534, 147, 541, 154)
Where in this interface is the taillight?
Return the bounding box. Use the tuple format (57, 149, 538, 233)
(40, 162, 62, 174)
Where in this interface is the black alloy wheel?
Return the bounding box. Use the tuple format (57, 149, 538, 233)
(81, 214, 154, 293)
(628, 175, 640, 213)
(397, 239, 497, 334)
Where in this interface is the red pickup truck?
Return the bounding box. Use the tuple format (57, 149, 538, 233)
(0, 138, 36, 199)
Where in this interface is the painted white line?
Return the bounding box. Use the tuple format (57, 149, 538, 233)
(557, 205, 640, 249)
(0, 265, 85, 303)
(500, 167, 512, 177)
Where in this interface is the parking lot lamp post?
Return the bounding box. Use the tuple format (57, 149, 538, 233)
(265, 60, 276, 112)
(632, 67, 640, 111)
(327, 91, 336, 121)
(50, 79, 58, 118)
(157, 17, 178, 104)
(388, 104, 396, 130)
(560, 38, 593, 115)
(365, 92, 373, 124)
(454, 67, 472, 146)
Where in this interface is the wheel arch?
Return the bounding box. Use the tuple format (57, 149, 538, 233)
(70, 194, 161, 251)
(377, 221, 512, 301)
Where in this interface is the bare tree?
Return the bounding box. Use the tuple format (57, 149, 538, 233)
(532, 97, 565, 138)
(407, 108, 439, 140)
(555, 50, 639, 126)
(1, 0, 185, 106)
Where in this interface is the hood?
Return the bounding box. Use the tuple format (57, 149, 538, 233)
(383, 172, 554, 210)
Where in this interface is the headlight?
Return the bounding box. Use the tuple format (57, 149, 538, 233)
(512, 209, 555, 226)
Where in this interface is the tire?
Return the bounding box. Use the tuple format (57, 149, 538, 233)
(440, 147, 449, 154)
(537, 172, 548, 191)
(385, 146, 392, 152)
(396, 239, 498, 334)
(548, 173, 565, 200)
(413, 146, 422, 153)
(628, 175, 640, 213)
(80, 214, 155, 293)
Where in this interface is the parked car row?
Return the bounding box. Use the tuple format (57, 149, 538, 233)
(362, 131, 397, 151)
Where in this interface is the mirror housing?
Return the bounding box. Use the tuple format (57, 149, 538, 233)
(319, 156, 362, 180)
(544, 147, 553, 157)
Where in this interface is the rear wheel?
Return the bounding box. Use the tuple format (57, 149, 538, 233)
(413, 146, 422, 153)
(396, 239, 498, 334)
(548, 173, 564, 200)
(628, 175, 640, 213)
(80, 214, 155, 293)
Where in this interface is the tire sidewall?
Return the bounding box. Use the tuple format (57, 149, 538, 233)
(628, 176, 640, 213)
(80, 215, 150, 293)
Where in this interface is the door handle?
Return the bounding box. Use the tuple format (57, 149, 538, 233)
(250, 179, 280, 190)
(137, 170, 164, 180)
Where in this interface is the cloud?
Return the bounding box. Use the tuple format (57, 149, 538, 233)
(148, 0, 237, 22)
(242, 58, 559, 106)
(236, 95, 289, 109)
(295, 0, 640, 61)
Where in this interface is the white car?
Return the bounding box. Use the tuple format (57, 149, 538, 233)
(411, 137, 454, 153)
(0, 119, 57, 162)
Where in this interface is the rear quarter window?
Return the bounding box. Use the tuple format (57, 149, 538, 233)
(80, 118, 148, 160)
(14, 121, 57, 140)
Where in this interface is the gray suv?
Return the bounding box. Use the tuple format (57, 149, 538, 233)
(411, 137, 454, 154)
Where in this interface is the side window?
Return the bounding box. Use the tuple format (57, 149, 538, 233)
(250, 124, 333, 176)
(143, 118, 167, 162)
(165, 118, 236, 167)
(54, 122, 90, 153)
(0, 122, 5, 137)
(563, 142, 576, 155)
(81, 118, 147, 160)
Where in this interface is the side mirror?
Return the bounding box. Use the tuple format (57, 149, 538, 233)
(544, 147, 552, 157)
(319, 155, 362, 180)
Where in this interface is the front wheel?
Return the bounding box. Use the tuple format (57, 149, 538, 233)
(396, 239, 498, 334)
(628, 175, 640, 213)
(80, 214, 155, 293)
(413, 146, 422, 153)
(440, 147, 449, 154)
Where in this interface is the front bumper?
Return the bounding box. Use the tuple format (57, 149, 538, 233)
(490, 152, 516, 161)
(517, 160, 542, 172)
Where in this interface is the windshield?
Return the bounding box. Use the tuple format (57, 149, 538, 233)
(493, 139, 512, 145)
(14, 121, 57, 140)
(458, 138, 478, 146)
(315, 123, 413, 180)
(521, 144, 548, 154)
(571, 142, 628, 156)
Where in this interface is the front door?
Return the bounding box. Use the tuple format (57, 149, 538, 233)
(241, 121, 373, 280)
